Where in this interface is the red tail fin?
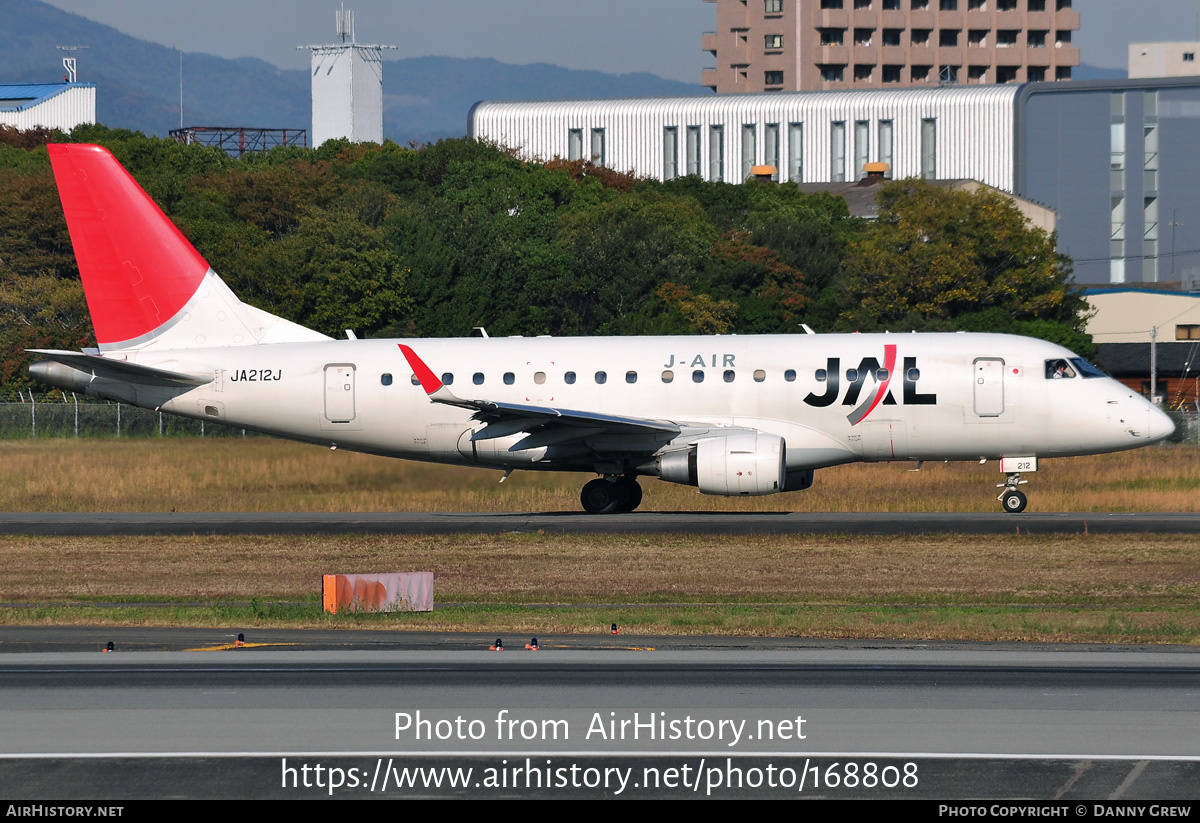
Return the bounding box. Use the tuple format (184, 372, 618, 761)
(48, 144, 208, 348)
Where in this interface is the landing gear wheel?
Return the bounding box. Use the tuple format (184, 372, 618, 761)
(581, 478, 620, 514)
(1001, 489, 1027, 513)
(614, 477, 643, 513)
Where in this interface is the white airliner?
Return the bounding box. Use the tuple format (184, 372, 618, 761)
(29, 144, 1175, 514)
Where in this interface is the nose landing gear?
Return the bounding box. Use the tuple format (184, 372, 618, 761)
(997, 472, 1028, 513)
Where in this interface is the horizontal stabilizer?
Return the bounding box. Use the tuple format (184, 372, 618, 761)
(27, 350, 212, 388)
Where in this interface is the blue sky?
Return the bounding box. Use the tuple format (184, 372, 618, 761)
(40, 0, 1200, 81)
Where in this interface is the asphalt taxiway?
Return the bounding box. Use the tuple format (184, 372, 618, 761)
(1, 510, 1199, 535)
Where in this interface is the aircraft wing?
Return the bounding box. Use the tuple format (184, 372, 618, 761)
(398, 344, 681, 450)
(27, 349, 213, 388)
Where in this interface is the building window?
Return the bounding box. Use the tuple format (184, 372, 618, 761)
(1055, 66, 1072, 80)
(742, 123, 757, 181)
(855, 0, 871, 7)
(882, 65, 902, 82)
(1028, 0, 1045, 9)
(663, 126, 679, 180)
(912, 29, 931, 46)
(1176, 325, 1200, 340)
(996, 30, 1018, 47)
(765, 0, 784, 11)
(820, 28, 845, 46)
(911, 64, 931, 82)
(920, 118, 936, 179)
(1056, 30, 1072, 45)
(1144, 123, 1159, 191)
(709, 125, 725, 182)
(968, 65, 988, 82)
(821, 0, 843, 7)
(882, 0, 899, 7)
(1056, 0, 1071, 8)
(968, 0, 985, 9)
(882, 29, 901, 47)
(996, 66, 1018, 83)
(878, 119, 893, 175)
(997, 0, 1016, 9)
(568, 129, 583, 161)
(1027, 66, 1046, 82)
(819, 64, 845, 81)
(940, 0, 957, 9)
(1110, 121, 1125, 171)
(787, 122, 803, 182)
(764, 123, 780, 173)
(968, 29, 987, 47)
(854, 28, 874, 46)
(831, 120, 846, 182)
(686, 126, 701, 177)
(1028, 30, 1047, 48)
(854, 120, 869, 180)
(939, 29, 959, 47)
(1186, 52, 1196, 63)
(765, 70, 784, 85)
(590, 128, 605, 166)
(912, 0, 929, 8)
(854, 64, 873, 82)
(765, 34, 784, 50)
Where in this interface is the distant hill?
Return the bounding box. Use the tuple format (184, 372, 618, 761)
(1074, 63, 1127, 81)
(0, 0, 707, 144)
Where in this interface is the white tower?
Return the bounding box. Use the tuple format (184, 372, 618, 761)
(300, 7, 395, 147)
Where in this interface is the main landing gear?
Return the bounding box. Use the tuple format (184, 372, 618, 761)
(997, 472, 1028, 513)
(580, 476, 643, 514)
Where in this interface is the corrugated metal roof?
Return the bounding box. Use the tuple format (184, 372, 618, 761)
(0, 83, 95, 112)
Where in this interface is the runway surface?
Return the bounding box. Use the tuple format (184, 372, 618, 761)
(1, 634, 1199, 799)
(1, 511, 1199, 535)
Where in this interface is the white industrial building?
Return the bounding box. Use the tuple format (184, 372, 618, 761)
(0, 83, 95, 132)
(302, 9, 393, 148)
(468, 78, 1200, 287)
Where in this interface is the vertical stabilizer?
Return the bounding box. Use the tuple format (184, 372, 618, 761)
(48, 144, 329, 351)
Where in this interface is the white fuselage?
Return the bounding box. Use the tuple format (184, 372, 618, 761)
(98, 332, 1170, 475)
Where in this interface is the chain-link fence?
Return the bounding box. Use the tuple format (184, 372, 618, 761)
(0, 393, 252, 439)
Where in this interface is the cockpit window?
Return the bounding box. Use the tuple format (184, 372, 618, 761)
(1070, 358, 1108, 379)
(1045, 359, 1076, 379)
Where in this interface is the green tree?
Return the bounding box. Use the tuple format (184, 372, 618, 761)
(837, 180, 1090, 351)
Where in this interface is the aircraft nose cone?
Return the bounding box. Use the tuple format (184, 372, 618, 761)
(1147, 405, 1176, 443)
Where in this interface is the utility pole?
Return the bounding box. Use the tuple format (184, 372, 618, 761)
(1151, 325, 1159, 405)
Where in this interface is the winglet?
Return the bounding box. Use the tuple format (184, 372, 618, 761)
(398, 344, 443, 394)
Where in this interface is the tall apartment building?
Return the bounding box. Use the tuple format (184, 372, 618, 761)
(701, 0, 1080, 93)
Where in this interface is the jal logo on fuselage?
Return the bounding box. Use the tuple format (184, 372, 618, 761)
(802, 344, 935, 425)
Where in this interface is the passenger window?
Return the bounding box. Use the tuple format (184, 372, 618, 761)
(534, 371, 546, 384)
(723, 370, 735, 383)
(876, 369, 889, 381)
(753, 369, 766, 382)
(815, 369, 827, 382)
(846, 368, 859, 382)
(441, 372, 454, 386)
(692, 370, 705, 383)
(564, 371, 576, 384)
(1045, 359, 1076, 379)
(907, 368, 920, 382)
(626, 371, 637, 384)
(595, 371, 607, 384)
(784, 369, 797, 382)
(410, 373, 420, 386)
(381, 373, 393, 386)
(662, 370, 674, 383)
(473, 372, 485, 385)
(503, 372, 515, 385)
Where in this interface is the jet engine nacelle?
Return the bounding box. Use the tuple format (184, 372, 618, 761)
(659, 432, 786, 496)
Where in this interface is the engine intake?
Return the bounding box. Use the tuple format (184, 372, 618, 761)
(659, 432, 786, 496)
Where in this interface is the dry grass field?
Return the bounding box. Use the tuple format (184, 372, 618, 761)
(2, 532, 1198, 643)
(0, 439, 1196, 642)
(0, 438, 1196, 513)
